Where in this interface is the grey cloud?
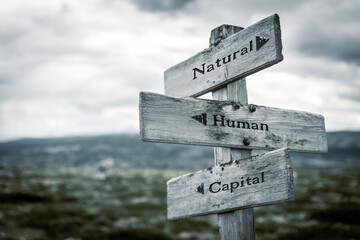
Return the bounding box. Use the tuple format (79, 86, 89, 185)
(130, 0, 195, 13)
(238, 0, 309, 12)
(0, 26, 27, 45)
(0, 74, 13, 85)
(340, 88, 360, 103)
(291, 1, 360, 65)
(75, 96, 139, 113)
(299, 32, 360, 66)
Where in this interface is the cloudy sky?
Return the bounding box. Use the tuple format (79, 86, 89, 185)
(0, 0, 359, 140)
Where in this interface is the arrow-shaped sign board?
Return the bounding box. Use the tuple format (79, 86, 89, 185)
(167, 148, 294, 220)
(164, 14, 283, 98)
(140, 92, 328, 153)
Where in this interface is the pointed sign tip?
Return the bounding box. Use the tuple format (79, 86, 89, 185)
(256, 36, 269, 50)
(195, 183, 205, 194)
(191, 113, 207, 125)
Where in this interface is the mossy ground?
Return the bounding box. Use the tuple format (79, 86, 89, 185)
(0, 168, 359, 240)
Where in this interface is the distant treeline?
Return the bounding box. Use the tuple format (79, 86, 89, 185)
(0, 132, 359, 170)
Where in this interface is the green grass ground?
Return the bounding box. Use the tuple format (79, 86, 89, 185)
(0, 167, 359, 240)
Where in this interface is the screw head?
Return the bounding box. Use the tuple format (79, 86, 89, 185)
(233, 103, 240, 110)
(249, 104, 256, 112)
(243, 138, 250, 146)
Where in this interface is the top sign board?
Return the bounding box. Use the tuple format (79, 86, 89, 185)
(164, 14, 283, 98)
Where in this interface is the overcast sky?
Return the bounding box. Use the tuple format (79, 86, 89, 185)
(0, 0, 359, 141)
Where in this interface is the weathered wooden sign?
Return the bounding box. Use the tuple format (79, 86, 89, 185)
(164, 14, 283, 98)
(167, 148, 294, 220)
(139, 92, 327, 153)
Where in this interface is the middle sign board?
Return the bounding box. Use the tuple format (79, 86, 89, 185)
(140, 92, 328, 154)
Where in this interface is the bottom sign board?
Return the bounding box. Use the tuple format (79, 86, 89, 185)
(167, 148, 294, 220)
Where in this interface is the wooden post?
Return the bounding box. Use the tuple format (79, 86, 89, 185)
(211, 25, 256, 240)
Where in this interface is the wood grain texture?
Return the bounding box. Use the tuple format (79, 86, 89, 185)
(139, 91, 328, 153)
(164, 14, 283, 98)
(167, 148, 294, 220)
(213, 79, 255, 240)
(209, 25, 244, 47)
(218, 209, 255, 240)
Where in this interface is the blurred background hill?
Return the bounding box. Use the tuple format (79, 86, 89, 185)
(1, 131, 359, 170)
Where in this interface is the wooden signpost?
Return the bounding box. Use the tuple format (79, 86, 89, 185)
(139, 14, 328, 239)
